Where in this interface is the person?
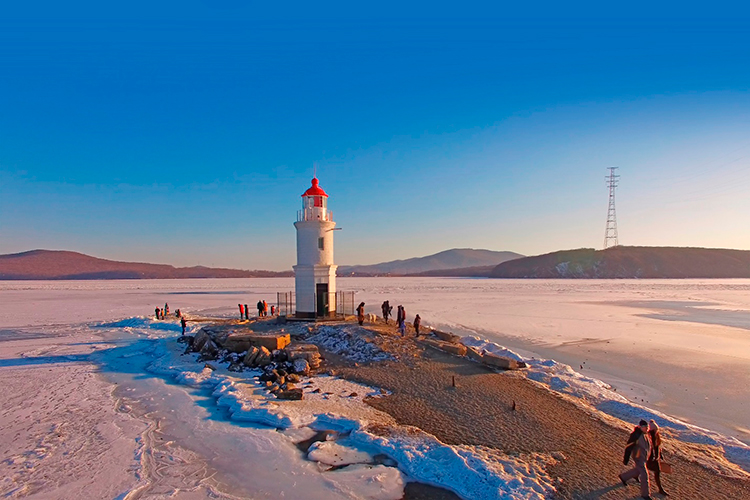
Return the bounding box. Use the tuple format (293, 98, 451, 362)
(181, 316, 187, 335)
(160, 308, 165, 320)
(382, 301, 390, 324)
(175, 309, 181, 318)
(164, 303, 170, 316)
(263, 300, 268, 317)
(398, 305, 406, 336)
(413, 314, 421, 335)
(270, 305, 275, 316)
(257, 300, 264, 317)
(647, 420, 668, 496)
(155, 307, 160, 320)
(244, 304, 249, 320)
(356, 302, 366, 326)
(238, 303, 244, 319)
(619, 419, 652, 499)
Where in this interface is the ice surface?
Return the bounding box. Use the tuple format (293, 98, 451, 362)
(3, 277, 750, 498)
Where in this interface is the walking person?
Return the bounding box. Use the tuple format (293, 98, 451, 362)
(647, 420, 668, 496)
(257, 300, 264, 317)
(356, 302, 365, 326)
(413, 314, 421, 335)
(619, 419, 652, 499)
(238, 303, 244, 320)
(381, 301, 390, 324)
(181, 316, 187, 335)
(244, 304, 249, 320)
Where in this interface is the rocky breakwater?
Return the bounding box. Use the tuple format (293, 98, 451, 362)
(419, 329, 527, 371)
(183, 324, 324, 401)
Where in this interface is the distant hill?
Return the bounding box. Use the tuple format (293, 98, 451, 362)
(0, 250, 293, 280)
(489, 246, 750, 279)
(338, 249, 524, 276)
(406, 265, 498, 277)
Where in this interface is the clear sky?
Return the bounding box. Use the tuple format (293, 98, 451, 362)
(1, 3, 749, 270)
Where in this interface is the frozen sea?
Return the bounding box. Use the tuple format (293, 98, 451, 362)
(2, 277, 750, 498)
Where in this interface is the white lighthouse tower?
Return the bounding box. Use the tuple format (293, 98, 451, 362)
(293, 177, 337, 318)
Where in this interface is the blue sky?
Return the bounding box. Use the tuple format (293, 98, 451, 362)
(1, 4, 750, 270)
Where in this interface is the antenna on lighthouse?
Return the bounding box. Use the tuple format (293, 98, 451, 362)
(313, 162, 317, 179)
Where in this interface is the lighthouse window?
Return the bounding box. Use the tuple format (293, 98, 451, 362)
(313, 196, 323, 208)
(318, 237, 324, 250)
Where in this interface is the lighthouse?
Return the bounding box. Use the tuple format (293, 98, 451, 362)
(293, 177, 337, 318)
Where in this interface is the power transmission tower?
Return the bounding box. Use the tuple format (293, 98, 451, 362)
(604, 167, 620, 249)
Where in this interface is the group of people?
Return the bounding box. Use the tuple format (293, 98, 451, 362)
(375, 300, 420, 336)
(153, 303, 188, 334)
(619, 419, 668, 499)
(237, 301, 275, 320)
(154, 303, 181, 320)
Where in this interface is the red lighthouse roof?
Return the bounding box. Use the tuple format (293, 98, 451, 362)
(302, 177, 328, 197)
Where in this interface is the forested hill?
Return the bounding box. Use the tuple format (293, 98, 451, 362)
(489, 246, 750, 279)
(0, 250, 293, 280)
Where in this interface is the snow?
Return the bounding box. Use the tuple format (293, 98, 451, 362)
(3, 277, 750, 497)
(305, 324, 393, 363)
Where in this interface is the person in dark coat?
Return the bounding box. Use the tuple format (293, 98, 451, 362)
(244, 304, 249, 320)
(356, 302, 366, 326)
(397, 306, 406, 336)
(381, 301, 390, 324)
(413, 314, 421, 335)
(647, 420, 668, 496)
(257, 300, 264, 317)
(619, 419, 652, 499)
(164, 303, 170, 316)
(155, 307, 160, 320)
(180, 316, 187, 335)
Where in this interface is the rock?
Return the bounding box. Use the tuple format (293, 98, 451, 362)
(228, 362, 244, 372)
(243, 346, 260, 366)
(420, 338, 467, 356)
(432, 329, 462, 343)
(200, 340, 220, 360)
(224, 332, 291, 353)
(277, 375, 286, 386)
(348, 392, 358, 397)
(193, 329, 211, 352)
(480, 352, 522, 370)
(292, 358, 310, 375)
(286, 373, 300, 383)
(204, 362, 217, 371)
(276, 388, 304, 400)
(255, 347, 273, 367)
(177, 335, 193, 345)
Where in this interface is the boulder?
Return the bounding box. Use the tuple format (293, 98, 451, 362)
(480, 352, 523, 370)
(243, 346, 260, 366)
(286, 373, 300, 383)
(193, 329, 211, 352)
(223, 332, 291, 353)
(276, 388, 304, 400)
(420, 338, 467, 356)
(200, 339, 220, 360)
(255, 347, 273, 367)
(292, 358, 311, 375)
(432, 329, 461, 344)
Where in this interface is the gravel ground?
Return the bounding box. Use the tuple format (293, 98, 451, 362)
(318, 320, 750, 500)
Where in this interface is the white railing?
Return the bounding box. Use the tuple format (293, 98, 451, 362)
(297, 209, 333, 222)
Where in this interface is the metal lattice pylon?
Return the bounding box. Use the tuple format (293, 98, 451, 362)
(604, 167, 620, 249)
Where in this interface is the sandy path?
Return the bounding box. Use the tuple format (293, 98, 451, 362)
(328, 326, 750, 499)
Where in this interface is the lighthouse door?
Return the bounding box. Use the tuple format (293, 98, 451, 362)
(316, 283, 329, 317)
